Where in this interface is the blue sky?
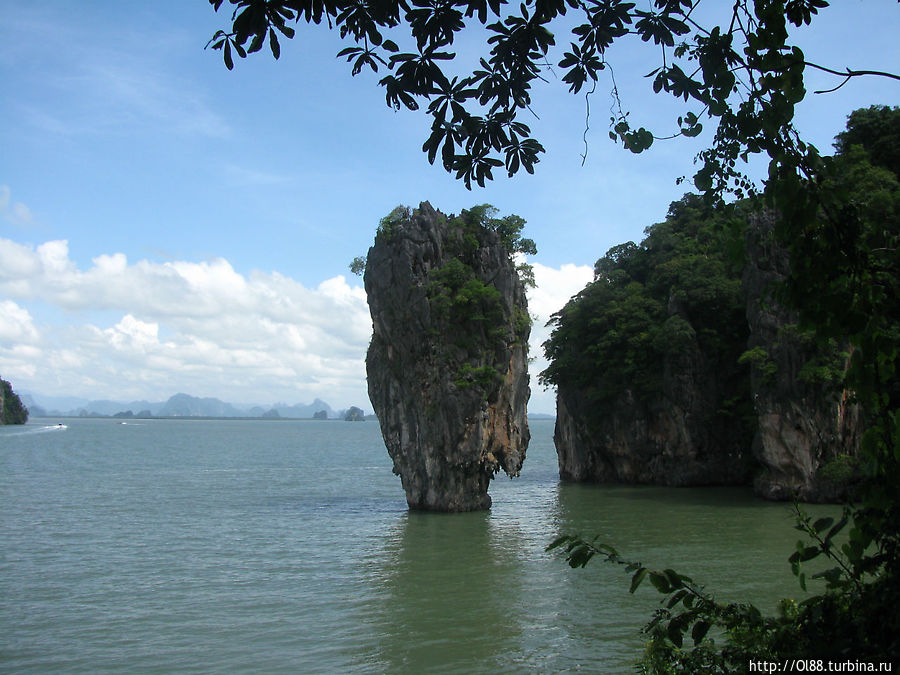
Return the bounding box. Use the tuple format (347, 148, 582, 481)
(1, 0, 897, 413)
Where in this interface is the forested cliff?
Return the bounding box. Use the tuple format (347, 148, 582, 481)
(542, 196, 860, 500)
(1, 377, 29, 425)
(542, 107, 898, 502)
(542, 195, 762, 489)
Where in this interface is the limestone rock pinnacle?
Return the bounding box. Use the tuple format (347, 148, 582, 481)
(365, 202, 531, 511)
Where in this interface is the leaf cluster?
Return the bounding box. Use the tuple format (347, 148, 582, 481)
(549, 504, 900, 671)
(428, 256, 503, 325)
(451, 203, 537, 256)
(377, 204, 411, 242)
(208, 1, 897, 192)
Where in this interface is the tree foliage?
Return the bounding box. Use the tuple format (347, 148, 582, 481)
(208, 0, 899, 189)
(1, 377, 29, 425)
(549, 503, 900, 671)
(540, 192, 749, 409)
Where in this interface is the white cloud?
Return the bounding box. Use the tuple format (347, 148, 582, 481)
(0, 301, 42, 380)
(0, 236, 372, 407)
(525, 261, 594, 414)
(527, 261, 594, 322)
(0, 300, 39, 342)
(1, 236, 591, 414)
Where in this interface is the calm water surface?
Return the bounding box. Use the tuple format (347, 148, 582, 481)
(1, 418, 834, 673)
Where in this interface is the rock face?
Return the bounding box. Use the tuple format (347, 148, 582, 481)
(551, 210, 861, 501)
(554, 318, 754, 487)
(365, 203, 530, 511)
(743, 213, 861, 501)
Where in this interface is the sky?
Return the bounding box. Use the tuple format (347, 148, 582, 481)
(1, 1, 897, 414)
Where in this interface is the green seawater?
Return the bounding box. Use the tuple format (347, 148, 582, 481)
(0, 418, 836, 673)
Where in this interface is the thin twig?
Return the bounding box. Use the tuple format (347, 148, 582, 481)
(581, 79, 598, 166)
(804, 62, 900, 83)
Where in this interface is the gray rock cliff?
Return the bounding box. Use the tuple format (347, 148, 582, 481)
(554, 323, 754, 487)
(743, 213, 861, 501)
(551, 210, 861, 502)
(365, 203, 531, 511)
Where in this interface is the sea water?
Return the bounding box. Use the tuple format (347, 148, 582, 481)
(1, 418, 833, 673)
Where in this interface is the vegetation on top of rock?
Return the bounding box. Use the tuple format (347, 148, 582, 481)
(375, 205, 411, 243)
(354, 203, 537, 289)
(541, 192, 749, 408)
(357, 202, 536, 393)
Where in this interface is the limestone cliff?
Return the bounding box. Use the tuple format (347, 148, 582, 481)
(547, 206, 860, 502)
(553, 312, 754, 487)
(546, 195, 756, 488)
(365, 203, 531, 511)
(743, 213, 861, 502)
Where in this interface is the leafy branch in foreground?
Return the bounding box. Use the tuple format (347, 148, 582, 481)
(208, 0, 898, 191)
(548, 502, 895, 673)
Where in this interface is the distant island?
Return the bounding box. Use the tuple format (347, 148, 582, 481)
(19, 390, 554, 421)
(20, 391, 373, 421)
(1, 377, 29, 425)
(343, 406, 366, 421)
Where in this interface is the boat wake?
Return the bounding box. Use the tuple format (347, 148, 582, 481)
(4, 424, 68, 436)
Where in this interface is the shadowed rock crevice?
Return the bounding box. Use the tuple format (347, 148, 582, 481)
(365, 202, 530, 511)
(743, 212, 861, 502)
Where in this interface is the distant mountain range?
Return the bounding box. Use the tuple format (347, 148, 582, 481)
(20, 391, 556, 420)
(20, 392, 354, 420)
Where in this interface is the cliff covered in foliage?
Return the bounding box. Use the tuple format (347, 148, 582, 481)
(742, 212, 862, 501)
(541, 106, 900, 501)
(365, 203, 533, 511)
(542, 194, 864, 500)
(543, 195, 758, 487)
(1, 377, 29, 425)
(540, 104, 900, 501)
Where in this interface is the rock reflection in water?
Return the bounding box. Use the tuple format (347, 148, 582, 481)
(362, 511, 525, 673)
